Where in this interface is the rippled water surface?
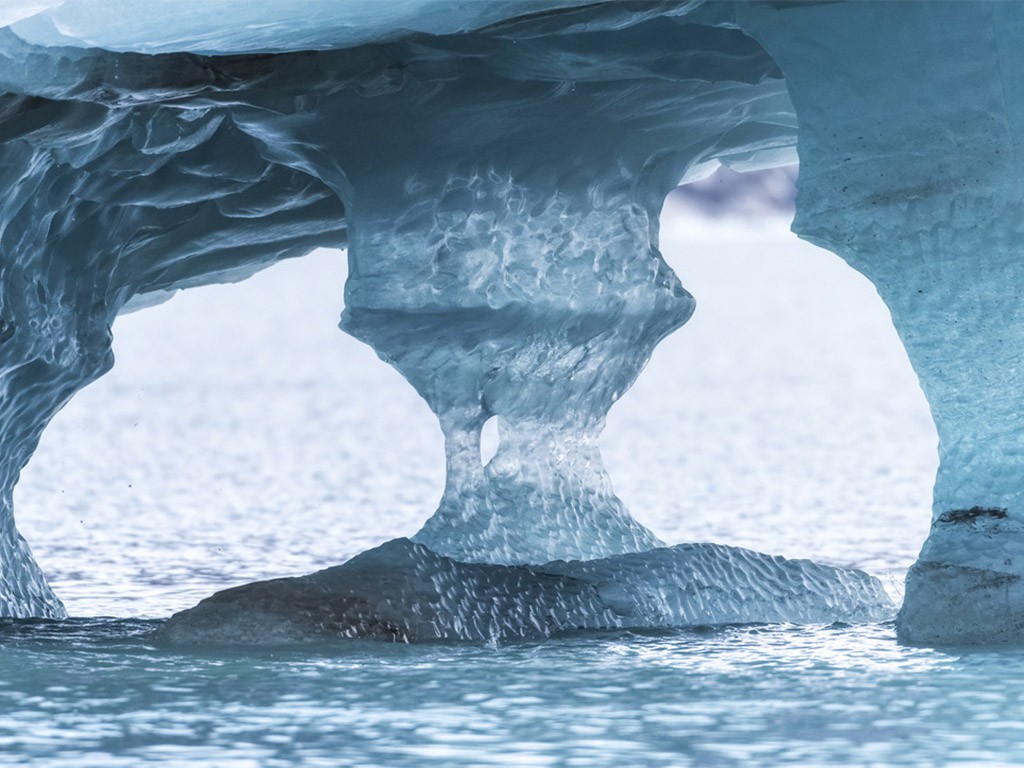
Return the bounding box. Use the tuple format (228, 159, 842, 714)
(3, 621, 1024, 766)
(5, 211, 965, 764)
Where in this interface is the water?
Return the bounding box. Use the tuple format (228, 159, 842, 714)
(5, 207, 963, 764)
(2, 621, 1023, 765)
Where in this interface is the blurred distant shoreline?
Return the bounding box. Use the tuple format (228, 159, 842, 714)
(670, 165, 797, 218)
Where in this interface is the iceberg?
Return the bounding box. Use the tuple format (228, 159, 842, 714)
(0, 1, 1015, 644)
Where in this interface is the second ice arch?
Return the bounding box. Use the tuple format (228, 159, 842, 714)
(0, 4, 804, 611)
(0, 4, 798, 613)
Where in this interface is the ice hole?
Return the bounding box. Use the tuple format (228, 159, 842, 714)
(601, 165, 935, 570)
(480, 415, 500, 466)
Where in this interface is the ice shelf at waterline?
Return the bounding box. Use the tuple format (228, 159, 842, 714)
(156, 539, 894, 645)
(0, 1, 1019, 646)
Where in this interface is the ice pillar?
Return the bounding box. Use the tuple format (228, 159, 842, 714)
(739, 1, 1024, 643)
(342, 165, 690, 563)
(0, 282, 111, 618)
(277, 10, 796, 565)
(257, 17, 792, 565)
(0, 152, 121, 617)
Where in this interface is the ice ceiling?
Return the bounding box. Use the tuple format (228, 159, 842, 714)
(0, 1, 1017, 646)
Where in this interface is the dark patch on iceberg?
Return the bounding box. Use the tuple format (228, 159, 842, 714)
(937, 507, 1008, 525)
(155, 539, 894, 645)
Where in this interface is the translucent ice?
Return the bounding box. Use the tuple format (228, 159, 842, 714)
(0, 2, 801, 617)
(732, 1, 1024, 644)
(5, 1, 595, 55)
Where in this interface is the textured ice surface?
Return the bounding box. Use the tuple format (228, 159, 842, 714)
(730, 1, 1024, 643)
(156, 538, 894, 645)
(897, 510, 1024, 646)
(4, 1, 596, 54)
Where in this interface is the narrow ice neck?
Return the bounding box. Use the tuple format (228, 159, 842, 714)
(342, 169, 689, 564)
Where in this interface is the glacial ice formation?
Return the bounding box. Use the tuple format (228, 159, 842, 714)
(156, 538, 894, 645)
(1, 1, 1018, 644)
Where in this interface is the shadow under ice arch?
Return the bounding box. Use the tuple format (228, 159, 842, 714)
(0, 1, 1011, 646)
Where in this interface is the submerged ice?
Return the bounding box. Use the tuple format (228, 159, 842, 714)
(1, 1, 1017, 644)
(156, 539, 893, 645)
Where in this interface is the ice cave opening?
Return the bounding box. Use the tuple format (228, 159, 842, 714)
(602, 169, 934, 577)
(13, 164, 934, 632)
(12, 166, 912, 641)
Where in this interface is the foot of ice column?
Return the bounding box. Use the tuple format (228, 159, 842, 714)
(157, 538, 895, 645)
(738, 1, 1024, 644)
(342, 169, 691, 564)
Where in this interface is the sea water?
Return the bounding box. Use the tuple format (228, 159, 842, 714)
(3, 204, 994, 765)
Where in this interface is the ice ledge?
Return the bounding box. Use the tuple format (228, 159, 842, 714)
(155, 538, 894, 646)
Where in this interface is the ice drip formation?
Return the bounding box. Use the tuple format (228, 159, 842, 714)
(0, 1, 1018, 645)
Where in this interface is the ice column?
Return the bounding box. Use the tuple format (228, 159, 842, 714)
(342, 164, 691, 564)
(258, 18, 790, 565)
(739, 1, 1024, 643)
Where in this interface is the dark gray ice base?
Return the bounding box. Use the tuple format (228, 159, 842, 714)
(157, 539, 894, 645)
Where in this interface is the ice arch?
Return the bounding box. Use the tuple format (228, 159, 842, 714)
(0, 1, 1012, 645)
(0, 4, 797, 616)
